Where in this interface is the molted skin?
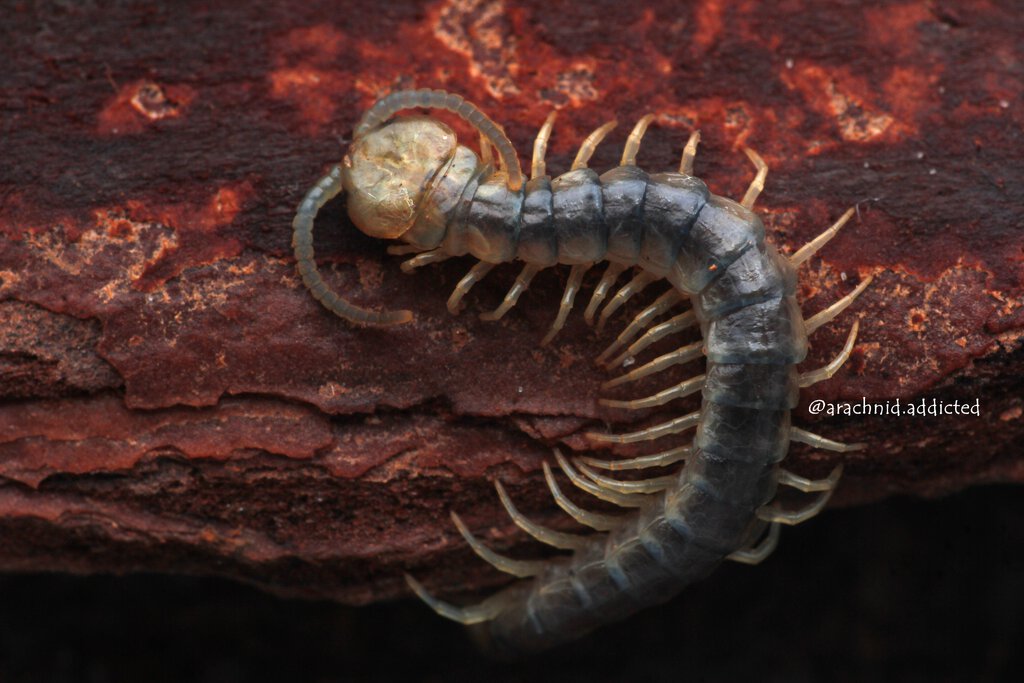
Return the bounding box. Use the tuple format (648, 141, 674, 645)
(327, 114, 819, 656)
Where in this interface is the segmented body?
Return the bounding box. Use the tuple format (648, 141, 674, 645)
(292, 90, 869, 656)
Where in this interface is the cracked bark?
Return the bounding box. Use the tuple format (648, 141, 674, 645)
(1, 0, 1022, 605)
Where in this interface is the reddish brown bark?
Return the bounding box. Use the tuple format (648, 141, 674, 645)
(1, 0, 1022, 604)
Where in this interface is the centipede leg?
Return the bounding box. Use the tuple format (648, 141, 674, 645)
(596, 271, 658, 332)
(603, 311, 697, 369)
(727, 523, 780, 565)
(791, 208, 855, 267)
(573, 458, 675, 494)
(757, 486, 836, 526)
(480, 264, 542, 321)
(790, 427, 865, 452)
(450, 511, 547, 577)
(778, 464, 843, 493)
(448, 261, 497, 314)
(541, 263, 591, 346)
(531, 112, 558, 179)
(542, 461, 623, 531)
(586, 410, 700, 444)
(400, 249, 452, 273)
(405, 574, 505, 625)
(579, 445, 690, 472)
(799, 321, 859, 387)
(584, 262, 627, 325)
(740, 147, 768, 210)
(679, 131, 701, 175)
(494, 480, 590, 550)
(553, 450, 644, 508)
(620, 115, 655, 166)
(596, 289, 683, 362)
(571, 120, 618, 170)
(805, 276, 873, 334)
(599, 374, 704, 410)
(602, 341, 703, 389)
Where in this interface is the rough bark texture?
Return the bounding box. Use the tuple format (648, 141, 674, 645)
(0, 0, 1022, 609)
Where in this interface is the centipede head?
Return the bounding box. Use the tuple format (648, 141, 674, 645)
(341, 115, 457, 240)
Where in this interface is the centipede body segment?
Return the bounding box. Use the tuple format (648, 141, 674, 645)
(292, 89, 871, 656)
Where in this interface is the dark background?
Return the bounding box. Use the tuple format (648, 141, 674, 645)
(2, 486, 1020, 683)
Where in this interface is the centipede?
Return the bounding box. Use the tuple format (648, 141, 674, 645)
(291, 89, 871, 657)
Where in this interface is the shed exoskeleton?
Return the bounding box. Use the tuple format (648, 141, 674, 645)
(292, 89, 872, 656)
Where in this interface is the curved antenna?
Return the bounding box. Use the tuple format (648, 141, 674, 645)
(292, 166, 413, 326)
(354, 89, 524, 191)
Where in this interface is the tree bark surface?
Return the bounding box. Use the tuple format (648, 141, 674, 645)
(1, 0, 1022, 604)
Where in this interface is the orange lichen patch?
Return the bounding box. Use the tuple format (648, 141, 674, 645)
(691, 0, 725, 54)
(268, 67, 352, 129)
(862, 3, 934, 59)
(97, 80, 196, 135)
(280, 24, 346, 62)
(431, 0, 520, 98)
(1001, 406, 1023, 421)
(0, 395, 334, 488)
(782, 63, 911, 146)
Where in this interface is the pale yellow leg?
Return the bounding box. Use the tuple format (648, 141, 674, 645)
(400, 249, 451, 273)
(573, 458, 676, 494)
(679, 131, 701, 175)
(531, 112, 558, 179)
(541, 263, 591, 346)
(602, 341, 703, 389)
(727, 523, 780, 565)
(805, 276, 872, 334)
(790, 427, 865, 452)
(584, 262, 627, 325)
(778, 464, 843, 493)
(599, 374, 704, 410)
(799, 321, 859, 387)
(791, 208, 855, 267)
(450, 511, 547, 577)
(596, 271, 658, 332)
(494, 480, 589, 551)
(553, 450, 644, 508)
(579, 445, 690, 472)
(571, 120, 618, 170)
(587, 410, 700, 444)
(542, 461, 622, 531)
(739, 147, 768, 209)
(603, 311, 697, 369)
(479, 264, 542, 321)
(447, 261, 496, 314)
(404, 574, 505, 624)
(620, 114, 655, 166)
(596, 289, 683, 362)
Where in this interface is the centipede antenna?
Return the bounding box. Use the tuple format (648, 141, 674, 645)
(791, 208, 855, 267)
(757, 486, 836, 526)
(448, 261, 497, 314)
(542, 462, 623, 531)
(679, 131, 701, 175)
(532, 111, 558, 179)
(597, 290, 683, 363)
(599, 374, 704, 410)
(573, 459, 676, 494)
(778, 464, 843, 493)
(405, 574, 504, 624)
(799, 321, 859, 387)
(479, 132, 494, 168)
(584, 262, 628, 325)
(790, 427, 865, 452)
(604, 311, 697, 369)
(579, 445, 690, 472)
(450, 511, 548, 577)
(602, 341, 704, 389)
(354, 89, 524, 191)
(586, 410, 701, 444)
(571, 120, 618, 170)
(480, 263, 542, 321)
(494, 480, 590, 551)
(727, 522, 780, 565)
(553, 450, 644, 508)
(542, 263, 592, 346)
(740, 146, 768, 209)
(400, 248, 451, 273)
(620, 114, 656, 166)
(596, 271, 658, 333)
(805, 276, 873, 334)
(292, 166, 413, 326)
